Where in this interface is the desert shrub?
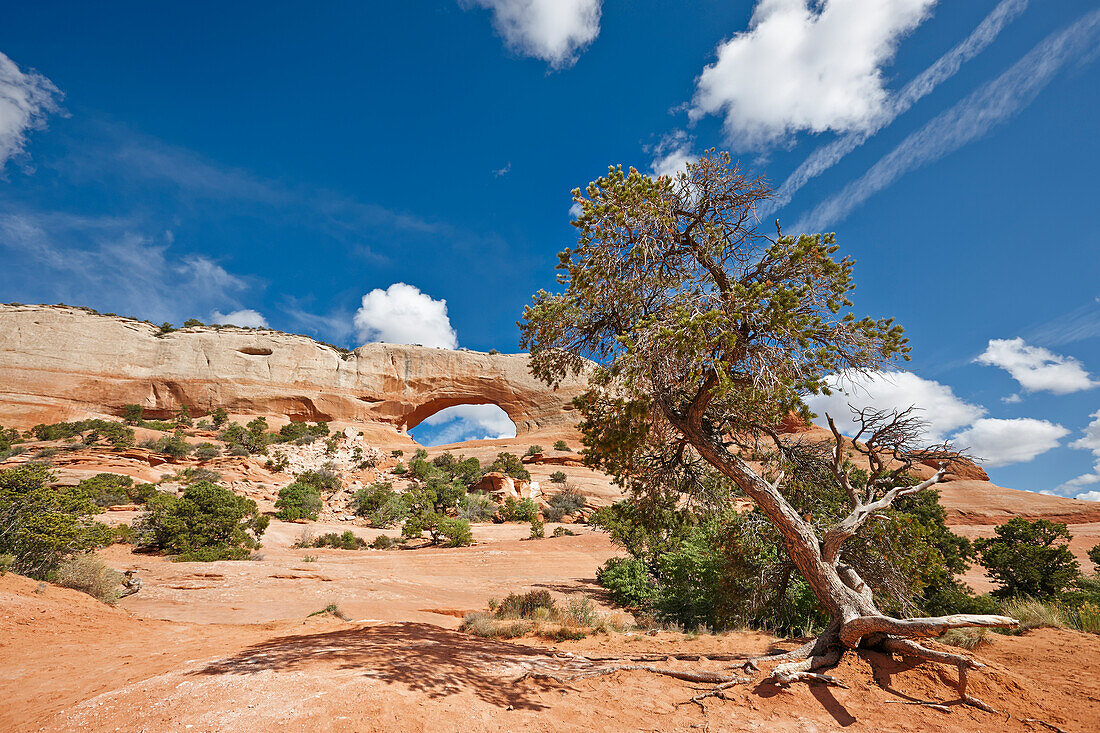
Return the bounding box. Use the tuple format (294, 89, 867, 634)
(485, 452, 530, 481)
(553, 441, 569, 452)
(29, 419, 134, 448)
(414, 448, 428, 460)
(529, 519, 544, 539)
(166, 467, 222, 486)
(149, 431, 192, 458)
(122, 404, 144, 425)
(552, 526, 576, 537)
(543, 487, 586, 521)
(0, 553, 14, 575)
(264, 453, 290, 472)
(113, 523, 136, 544)
(310, 531, 367, 550)
(500, 497, 538, 522)
(549, 471, 567, 484)
(392, 462, 407, 475)
(525, 445, 543, 456)
(938, 627, 990, 650)
(597, 556, 657, 609)
(175, 405, 192, 427)
(975, 518, 1081, 600)
(275, 421, 329, 444)
(0, 464, 114, 578)
(135, 480, 268, 561)
(1089, 544, 1100, 571)
(459, 612, 531, 639)
(297, 468, 341, 495)
(497, 590, 554, 619)
(370, 534, 398, 550)
(438, 517, 473, 547)
(369, 495, 409, 528)
(193, 443, 220, 461)
(353, 481, 396, 516)
(218, 420, 271, 455)
(274, 482, 323, 521)
(999, 597, 1068, 632)
(391, 449, 404, 458)
(228, 445, 249, 457)
(54, 554, 123, 603)
(76, 473, 157, 506)
(459, 493, 497, 522)
(210, 407, 229, 428)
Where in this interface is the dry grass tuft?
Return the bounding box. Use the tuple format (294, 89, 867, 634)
(54, 555, 123, 604)
(460, 590, 631, 641)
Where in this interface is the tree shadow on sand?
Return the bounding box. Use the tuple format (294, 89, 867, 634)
(194, 622, 566, 710)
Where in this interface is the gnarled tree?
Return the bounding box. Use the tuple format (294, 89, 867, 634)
(519, 152, 1016, 700)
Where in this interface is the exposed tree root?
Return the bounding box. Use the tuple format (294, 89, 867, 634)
(518, 665, 749, 686)
(839, 614, 1018, 648)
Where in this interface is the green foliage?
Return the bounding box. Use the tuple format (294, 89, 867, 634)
(135, 480, 268, 561)
(193, 442, 220, 461)
(0, 464, 114, 578)
(597, 557, 656, 608)
(158, 322, 176, 335)
(306, 531, 367, 550)
(76, 473, 157, 507)
(975, 518, 1082, 600)
(369, 495, 409, 528)
(459, 493, 497, 522)
(552, 526, 576, 537)
(276, 421, 330, 444)
(486, 452, 530, 481)
(414, 448, 428, 460)
(437, 517, 473, 547)
(1089, 544, 1100, 572)
(175, 405, 192, 427)
(29, 419, 134, 448)
(391, 449, 404, 458)
(210, 407, 229, 428)
(549, 471, 567, 484)
(392, 462, 407, 475)
(544, 487, 586, 522)
(183, 318, 205, 328)
(525, 445, 543, 456)
(529, 518, 544, 539)
(274, 482, 323, 521)
(149, 430, 192, 458)
(296, 468, 341, 495)
(218, 420, 271, 455)
(497, 590, 554, 619)
(370, 534, 398, 549)
(500, 497, 539, 522)
(122, 404, 144, 425)
(553, 441, 570, 452)
(353, 482, 396, 516)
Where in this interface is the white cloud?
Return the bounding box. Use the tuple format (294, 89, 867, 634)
(953, 418, 1069, 467)
(417, 403, 517, 444)
(763, 0, 1028, 215)
(1076, 490, 1100, 503)
(353, 283, 458, 349)
(466, 0, 602, 69)
(1057, 411, 1100, 493)
(805, 370, 985, 443)
(691, 0, 935, 150)
(0, 52, 61, 169)
(795, 9, 1100, 231)
(976, 338, 1097, 394)
(650, 130, 696, 179)
(1001, 393, 1022, 404)
(211, 309, 269, 328)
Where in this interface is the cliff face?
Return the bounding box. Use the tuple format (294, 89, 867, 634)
(0, 304, 587, 433)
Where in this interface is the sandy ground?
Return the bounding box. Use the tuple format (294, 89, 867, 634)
(2, 570, 1098, 733)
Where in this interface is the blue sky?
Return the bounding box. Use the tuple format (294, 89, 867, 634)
(0, 1, 1097, 491)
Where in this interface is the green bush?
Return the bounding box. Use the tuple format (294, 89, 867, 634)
(486, 453, 530, 481)
(391, 449, 404, 458)
(76, 473, 156, 506)
(148, 431, 192, 458)
(135, 480, 268, 561)
(497, 590, 554, 619)
(28, 419, 134, 448)
(553, 441, 570, 452)
(501, 497, 539, 522)
(353, 482, 396, 516)
(370, 534, 398, 550)
(274, 482, 323, 521)
(544, 488, 586, 521)
(54, 554, 123, 603)
(529, 519, 544, 539)
(297, 468, 341, 494)
(438, 517, 473, 547)
(975, 518, 1081, 600)
(175, 405, 192, 427)
(210, 407, 229, 428)
(309, 531, 367, 550)
(1089, 544, 1100, 572)
(597, 556, 657, 609)
(525, 445, 543, 456)
(193, 443, 220, 461)
(0, 464, 114, 578)
(459, 494, 497, 522)
(392, 462, 407, 475)
(0, 553, 14, 575)
(369, 495, 409, 528)
(122, 404, 144, 425)
(276, 421, 329, 443)
(549, 471, 567, 484)
(552, 526, 577, 537)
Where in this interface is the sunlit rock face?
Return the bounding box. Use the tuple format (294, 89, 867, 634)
(0, 303, 588, 434)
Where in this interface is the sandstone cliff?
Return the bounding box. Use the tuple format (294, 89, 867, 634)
(0, 304, 587, 434)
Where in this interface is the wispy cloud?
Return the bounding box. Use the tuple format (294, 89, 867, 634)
(1025, 298, 1100, 347)
(0, 210, 252, 323)
(794, 8, 1100, 232)
(766, 0, 1028, 216)
(0, 51, 62, 170)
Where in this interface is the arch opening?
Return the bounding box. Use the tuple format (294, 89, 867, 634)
(408, 403, 517, 447)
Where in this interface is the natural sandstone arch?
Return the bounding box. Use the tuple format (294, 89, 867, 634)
(0, 304, 589, 436)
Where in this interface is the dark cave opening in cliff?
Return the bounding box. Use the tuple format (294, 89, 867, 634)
(407, 403, 518, 447)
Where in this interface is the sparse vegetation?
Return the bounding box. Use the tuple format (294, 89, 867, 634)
(543, 487, 585, 522)
(500, 496, 538, 522)
(525, 445, 543, 456)
(553, 440, 569, 452)
(370, 534, 398, 550)
(485, 452, 530, 481)
(529, 518, 544, 539)
(300, 531, 367, 550)
(461, 590, 628, 640)
(54, 554, 123, 603)
(193, 442, 221, 461)
(549, 470, 567, 484)
(135, 480, 269, 561)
